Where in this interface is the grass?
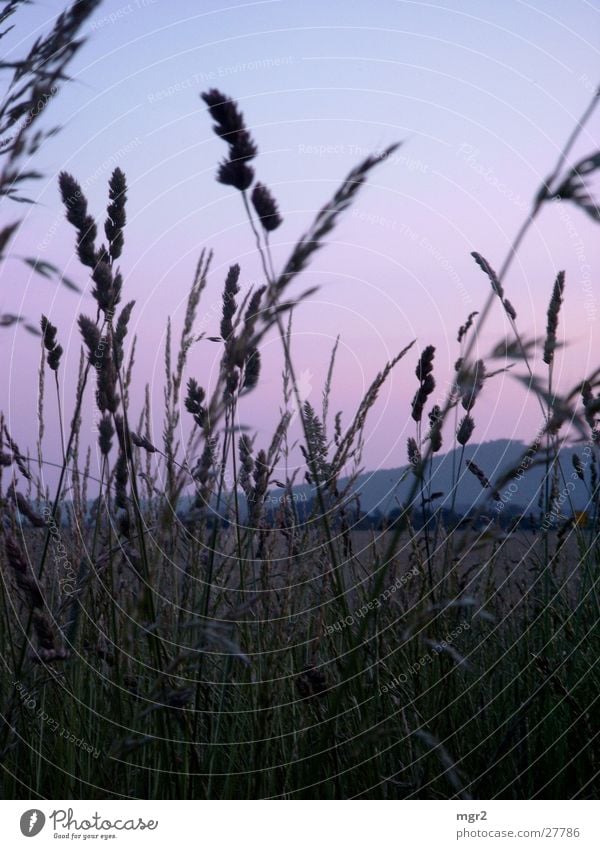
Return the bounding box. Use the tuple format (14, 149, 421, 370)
(0, 0, 102, 329)
(0, 84, 599, 800)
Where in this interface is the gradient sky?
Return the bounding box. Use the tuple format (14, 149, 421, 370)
(2, 0, 599, 488)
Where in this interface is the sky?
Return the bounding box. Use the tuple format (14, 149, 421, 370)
(1, 0, 599, 488)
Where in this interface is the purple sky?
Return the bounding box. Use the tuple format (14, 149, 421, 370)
(2, 0, 599, 489)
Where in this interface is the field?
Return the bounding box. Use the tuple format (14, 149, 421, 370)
(0, 7, 599, 799)
(0, 516, 597, 798)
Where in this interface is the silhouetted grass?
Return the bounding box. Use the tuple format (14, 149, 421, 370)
(0, 86, 599, 800)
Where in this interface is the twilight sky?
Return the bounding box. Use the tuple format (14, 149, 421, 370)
(2, 0, 599, 487)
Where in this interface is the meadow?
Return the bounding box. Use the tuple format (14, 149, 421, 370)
(0, 11, 599, 797)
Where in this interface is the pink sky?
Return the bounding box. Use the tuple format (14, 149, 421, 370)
(1, 0, 599, 489)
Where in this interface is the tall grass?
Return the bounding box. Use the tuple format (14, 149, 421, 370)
(0, 86, 599, 799)
(0, 0, 102, 329)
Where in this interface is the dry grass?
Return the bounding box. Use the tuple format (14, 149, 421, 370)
(0, 83, 599, 800)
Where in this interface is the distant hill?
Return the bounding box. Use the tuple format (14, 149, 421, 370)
(172, 438, 594, 526)
(266, 439, 594, 518)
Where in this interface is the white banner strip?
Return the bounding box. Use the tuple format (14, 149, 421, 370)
(0, 800, 598, 847)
